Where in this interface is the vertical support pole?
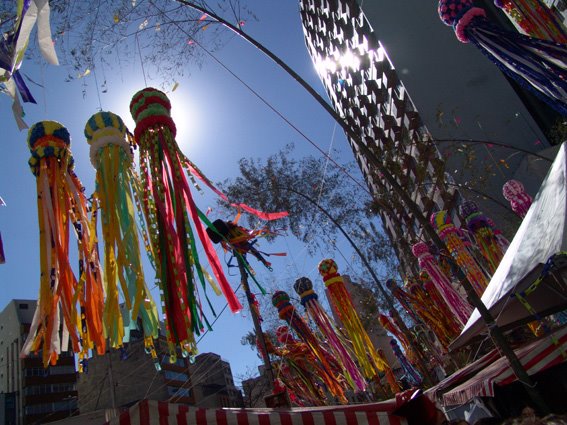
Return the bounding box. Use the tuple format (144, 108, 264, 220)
(237, 255, 275, 389)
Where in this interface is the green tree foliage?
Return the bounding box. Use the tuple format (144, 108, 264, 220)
(1, 0, 255, 86)
(216, 144, 402, 282)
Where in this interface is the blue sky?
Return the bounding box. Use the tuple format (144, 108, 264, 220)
(0, 1, 368, 385)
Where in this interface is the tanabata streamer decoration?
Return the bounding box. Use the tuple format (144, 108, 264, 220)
(378, 314, 415, 363)
(410, 274, 463, 336)
(386, 279, 458, 350)
(459, 201, 507, 273)
(270, 327, 329, 406)
(293, 277, 367, 393)
(22, 121, 105, 367)
(206, 218, 285, 272)
(390, 339, 422, 387)
(85, 111, 159, 355)
(438, 0, 567, 115)
(272, 291, 347, 403)
(318, 260, 393, 384)
(493, 0, 567, 43)
(503, 179, 533, 218)
(431, 211, 489, 296)
(130, 87, 242, 355)
(412, 241, 472, 326)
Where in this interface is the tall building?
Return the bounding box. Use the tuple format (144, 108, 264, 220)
(0, 300, 78, 425)
(190, 353, 243, 408)
(299, 0, 557, 277)
(300, 0, 463, 276)
(241, 365, 272, 408)
(77, 329, 195, 413)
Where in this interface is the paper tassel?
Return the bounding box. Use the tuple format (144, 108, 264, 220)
(272, 291, 348, 403)
(130, 88, 241, 357)
(293, 276, 367, 393)
(21, 121, 105, 367)
(438, 0, 567, 115)
(503, 179, 533, 218)
(431, 211, 489, 296)
(318, 259, 399, 393)
(85, 111, 160, 351)
(412, 241, 473, 326)
(460, 201, 507, 273)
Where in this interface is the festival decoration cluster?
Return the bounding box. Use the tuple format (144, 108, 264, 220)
(437, 0, 567, 115)
(21, 88, 287, 371)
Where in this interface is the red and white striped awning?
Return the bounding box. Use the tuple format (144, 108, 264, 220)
(442, 326, 567, 406)
(105, 399, 408, 425)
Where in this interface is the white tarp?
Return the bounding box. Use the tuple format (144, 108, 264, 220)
(451, 142, 567, 349)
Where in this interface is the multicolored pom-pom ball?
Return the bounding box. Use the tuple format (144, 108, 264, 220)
(318, 258, 338, 276)
(130, 87, 176, 140)
(411, 241, 430, 258)
(272, 290, 291, 308)
(84, 111, 126, 143)
(438, 0, 474, 26)
(293, 277, 313, 294)
(27, 121, 72, 175)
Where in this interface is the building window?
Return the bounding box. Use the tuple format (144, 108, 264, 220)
(24, 399, 77, 415)
(163, 370, 188, 382)
(19, 303, 28, 310)
(24, 383, 76, 396)
(167, 386, 191, 397)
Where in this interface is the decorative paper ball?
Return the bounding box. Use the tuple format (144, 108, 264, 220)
(411, 241, 430, 257)
(385, 278, 398, 290)
(459, 200, 479, 218)
(27, 121, 72, 176)
(130, 87, 176, 139)
(272, 290, 291, 309)
(438, 0, 474, 26)
(502, 179, 525, 200)
(318, 258, 338, 276)
(294, 277, 313, 294)
(276, 325, 291, 343)
(293, 277, 318, 305)
(84, 111, 132, 167)
(84, 111, 126, 143)
(431, 210, 452, 230)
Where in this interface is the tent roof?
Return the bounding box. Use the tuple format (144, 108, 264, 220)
(105, 399, 408, 425)
(451, 142, 567, 350)
(442, 326, 567, 406)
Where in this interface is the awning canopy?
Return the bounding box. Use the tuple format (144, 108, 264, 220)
(105, 399, 408, 425)
(451, 142, 567, 350)
(440, 326, 567, 407)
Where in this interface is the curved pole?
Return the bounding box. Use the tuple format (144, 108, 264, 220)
(432, 138, 553, 163)
(177, 0, 548, 411)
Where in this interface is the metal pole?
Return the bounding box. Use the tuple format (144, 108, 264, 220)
(107, 351, 117, 416)
(175, 1, 549, 412)
(236, 254, 275, 389)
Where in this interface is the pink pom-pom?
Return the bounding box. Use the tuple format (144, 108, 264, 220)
(455, 7, 487, 42)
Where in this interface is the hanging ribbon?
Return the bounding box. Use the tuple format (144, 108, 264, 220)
(85, 111, 160, 352)
(21, 121, 105, 367)
(293, 276, 367, 392)
(130, 88, 242, 357)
